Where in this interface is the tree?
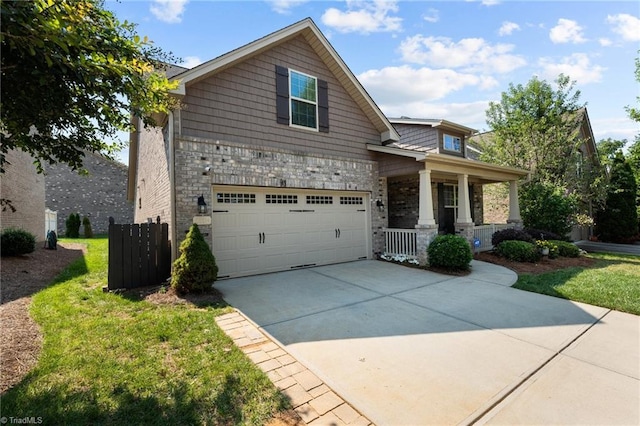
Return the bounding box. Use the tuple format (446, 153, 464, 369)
(519, 179, 578, 237)
(481, 74, 585, 184)
(171, 224, 218, 294)
(0, 0, 180, 173)
(625, 52, 640, 124)
(597, 138, 626, 167)
(595, 153, 639, 242)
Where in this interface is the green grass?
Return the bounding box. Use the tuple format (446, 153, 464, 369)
(514, 252, 640, 315)
(1, 238, 289, 425)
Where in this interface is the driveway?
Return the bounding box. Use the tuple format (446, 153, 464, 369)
(216, 260, 640, 425)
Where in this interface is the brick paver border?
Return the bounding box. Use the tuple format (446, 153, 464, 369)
(215, 310, 374, 426)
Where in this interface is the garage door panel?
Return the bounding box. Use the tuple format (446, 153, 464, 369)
(212, 186, 370, 278)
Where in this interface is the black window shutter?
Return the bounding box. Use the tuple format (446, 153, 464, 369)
(318, 79, 329, 133)
(275, 65, 289, 125)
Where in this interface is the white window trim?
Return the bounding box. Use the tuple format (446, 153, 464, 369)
(289, 68, 319, 132)
(443, 133, 462, 153)
(444, 184, 458, 208)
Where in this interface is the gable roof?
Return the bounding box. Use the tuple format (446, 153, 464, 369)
(170, 18, 399, 143)
(388, 117, 477, 136)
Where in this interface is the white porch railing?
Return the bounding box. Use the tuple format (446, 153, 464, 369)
(383, 228, 418, 259)
(473, 223, 515, 252)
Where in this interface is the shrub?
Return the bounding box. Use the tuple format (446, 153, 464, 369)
(1, 228, 36, 257)
(519, 180, 578, 237)
(82, 216, 93, 238)
(427, 234, 473, 271)
(171, 224, 218, 294)
(524, 228, 564, 242)
(65, 213, 81, 238)
(551, 240, 581, 258)
(491, 228, 534, 247)
(496, 240, 541, 263)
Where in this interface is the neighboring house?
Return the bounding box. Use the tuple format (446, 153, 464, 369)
(0, 149, 46, 241)
(129, 18, 528, 278)
(469, 108, 599, 240)
(45, 151, 133, 235)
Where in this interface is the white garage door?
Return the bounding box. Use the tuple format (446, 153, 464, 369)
(211, 186, 370, 278)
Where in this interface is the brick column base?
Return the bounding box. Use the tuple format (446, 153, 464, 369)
(415, 224, 438, 266)
(455, 222, 475, 250)
(507, 219, 523, 230)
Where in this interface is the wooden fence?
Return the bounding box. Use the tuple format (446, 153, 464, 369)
(108, 220, 171, 290)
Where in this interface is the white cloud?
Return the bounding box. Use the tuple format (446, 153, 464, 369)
(481, 0, 500, 6)
(267, 0, 308, 15)
(592, 116, 640, 143)
(381, 100, 490, 129)
(599, 38, 613, 47)
(357, 66, 497, 105)
(423, 8, 439, 23)
(549, 18, 586, 44)
(498, 21, 520, 36)
(321, 0, 402, 34)
(606, 14, 640, 42)
(539, 53, 605, 84)
(399, 35, 526, 74)
(150, 0, 188, 24)
(182, 56, 202, 68)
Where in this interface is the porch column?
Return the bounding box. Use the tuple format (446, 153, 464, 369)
(418, 169, 436, 226)
(507, 180, 523, 227)
(456, 174, 473, 224)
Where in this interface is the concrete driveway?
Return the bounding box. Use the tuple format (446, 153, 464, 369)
(216, 260, 640, 425)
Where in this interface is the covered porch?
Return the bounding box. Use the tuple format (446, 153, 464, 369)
(369, 145, 529, 264)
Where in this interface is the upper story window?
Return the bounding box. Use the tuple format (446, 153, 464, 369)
(275, 65, 329, 133)
(443, 134, 462, 153)
(290, 71, 317, 130)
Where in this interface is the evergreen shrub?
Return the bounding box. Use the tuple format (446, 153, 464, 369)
(551, 240, 581, 258)
(491, 228, 534, 247)
(65, 213, 81, 238)
(496, 240, 541, 262)
(427, 234, 473, 271)
(1, 228, 36, 256)
(171, 224, 218, 294)
(82, 216, 93, 238)
(524, 228, 564, 242)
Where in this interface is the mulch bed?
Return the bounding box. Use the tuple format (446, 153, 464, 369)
(1, 243, 86, 394)
(475, 251, 598, 275)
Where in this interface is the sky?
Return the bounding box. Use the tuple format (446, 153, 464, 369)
(106, 0, 640, 164)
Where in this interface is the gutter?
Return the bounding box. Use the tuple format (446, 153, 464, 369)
(168, 110, 178, 263)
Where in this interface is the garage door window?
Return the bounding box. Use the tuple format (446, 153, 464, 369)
(266, 194, 298, 204)
(340, 196, 363, 205)
(306, 195, 333, 204)
(217, 193, 256, 204)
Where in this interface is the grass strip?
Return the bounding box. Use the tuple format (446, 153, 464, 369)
(514, 252, 640, 315)
(1, 238, 289, 425)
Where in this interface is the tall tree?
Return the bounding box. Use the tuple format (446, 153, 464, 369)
(625, 52, 640, 124)
(481, 74, 586, 185)
(0, 0, 180, 173)
(595, 152, 639, 242)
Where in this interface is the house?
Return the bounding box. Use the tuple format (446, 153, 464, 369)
(128, 18, 528, 278)
(45, 151, 133, 235)
(0, 149, 46, 241)
(469, 108, 599, 240)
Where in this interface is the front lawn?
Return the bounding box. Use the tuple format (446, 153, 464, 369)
(513, 252, 640, 315)
(1, 238, 290, 425)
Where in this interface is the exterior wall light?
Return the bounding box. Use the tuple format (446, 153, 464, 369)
(197, 194, 207, 214)
(376, 199, 385, 212)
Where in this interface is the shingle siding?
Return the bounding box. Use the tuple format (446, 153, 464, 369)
(180, 35, 380, 161)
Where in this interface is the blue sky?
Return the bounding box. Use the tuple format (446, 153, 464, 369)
(106, 0, 640, 164)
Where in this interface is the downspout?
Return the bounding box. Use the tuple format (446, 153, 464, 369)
(168, 110, 178, 263)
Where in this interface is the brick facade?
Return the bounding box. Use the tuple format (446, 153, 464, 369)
(0, 149, 46, 241)
(171, 135, 386, 256)
(45, 151, 133, 235)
